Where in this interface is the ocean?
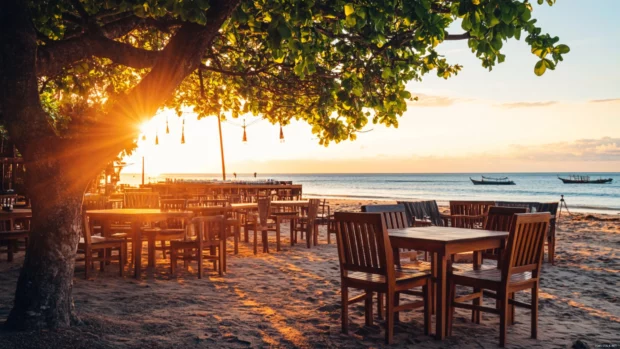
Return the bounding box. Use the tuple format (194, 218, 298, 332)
(120, 173, 620, 214)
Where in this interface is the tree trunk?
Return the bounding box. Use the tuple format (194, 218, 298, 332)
(6, 156, 86, 329)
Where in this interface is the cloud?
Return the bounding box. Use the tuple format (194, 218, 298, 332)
(406, 93, 469, 107)
(508, 137, 620, 162)
(497, 101, 558, 109)
(589, 98, 620, 104)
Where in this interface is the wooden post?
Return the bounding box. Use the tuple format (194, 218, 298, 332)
(217, 114, 226, 181)
(141, 156, 145, 186)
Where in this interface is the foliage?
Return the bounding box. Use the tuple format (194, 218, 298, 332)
(30, 0, 568, 147)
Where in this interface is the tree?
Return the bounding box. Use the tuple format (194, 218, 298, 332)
(0, 0, 567, 330)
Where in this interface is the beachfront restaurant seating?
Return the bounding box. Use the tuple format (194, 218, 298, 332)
(397, 200, 446, 227)
(170, 216, 225, 277)
(447, 213, 550, 347)
(334, 212, 432, 344)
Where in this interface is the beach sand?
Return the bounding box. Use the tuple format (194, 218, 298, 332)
(0, 199, 618, 348)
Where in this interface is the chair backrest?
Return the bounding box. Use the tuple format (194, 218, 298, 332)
(495, 201, 540, 213)
(484, 206, 528, 232)
(256, 196, 271, 226)
(334, 212, 394, 282)
(83, 195, 108, 210)
(160, 199, 187, 211)
(191, 215, 225, 245)
(501, 213, 550, 283)
(399, 200, 445, 227)
(361, 204, 409, 229)
(538, 202, 559, 216)
(82, 214, 94, 246)
(125, 192, 160, 208)
(450, 200, 495, 216)
(0, 194, 17, 207)
(306, 199, 320, 221)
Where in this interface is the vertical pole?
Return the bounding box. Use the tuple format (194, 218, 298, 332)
(141, 156, 145, 186)
(217, 114, 226, 181)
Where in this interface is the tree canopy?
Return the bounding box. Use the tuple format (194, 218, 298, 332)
(29, 0, 567, 151)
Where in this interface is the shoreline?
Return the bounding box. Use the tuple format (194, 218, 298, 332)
(306, 195, 620, 215)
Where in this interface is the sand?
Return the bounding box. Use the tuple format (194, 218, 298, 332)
(0, 199, 618, 348)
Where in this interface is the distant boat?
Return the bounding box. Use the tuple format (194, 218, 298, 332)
(558, 175, 613, 184)
(470, 176, 516, 185)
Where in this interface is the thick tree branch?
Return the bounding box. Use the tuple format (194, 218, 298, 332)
(445, 32, 471, 40)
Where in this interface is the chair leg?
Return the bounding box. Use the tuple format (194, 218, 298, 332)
(531, 284, 539, 339)
(262, 230, 269, 253)
(472, 287, 482, 324)
(341, 286, 349, 334)
(98, 250, 105, 271)
(160, 240, 167, 259)
(198, 247, 203, 279)
(447, 280, 456, 336)
(394, 292, 400, 323)
(509, 292, 515, 325)
(548, 234, 556, 265)
(84, 249, 90, 279)
(234, 225, 239, 255)
(253, 229, 258, 255)
(385, 291, 394, 344)
(499, 292, 508, 347)
(377, 292, 384, 320)
(364, 292, 373, 326)
(119, 247, 124, 277)
(170, 247, 177, 276)
(218, 242, 224, 276)
(424, 278, 432, 336)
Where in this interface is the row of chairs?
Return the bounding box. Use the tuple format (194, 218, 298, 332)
(334, 209, 550, 346)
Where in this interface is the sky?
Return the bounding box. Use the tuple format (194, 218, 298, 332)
(124, 0, 620, 175)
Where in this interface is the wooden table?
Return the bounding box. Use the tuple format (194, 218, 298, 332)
(0, 208, 32, 229)
(86, 209, 193, 278)
(388, 226, 508, 339)
(271, 200, 309, 208)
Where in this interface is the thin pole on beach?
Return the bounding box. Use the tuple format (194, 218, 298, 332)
(217, 113, 226, 181)
(198, 68, 226, 181)
(141, 156, 145, 186)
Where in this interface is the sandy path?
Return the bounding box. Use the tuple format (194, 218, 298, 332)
(0, 201, 618, 348)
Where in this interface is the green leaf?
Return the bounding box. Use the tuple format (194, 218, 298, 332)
(555, 44, 570, 54)
(534, 60, 547, 76)
(344, 4, 355, 16)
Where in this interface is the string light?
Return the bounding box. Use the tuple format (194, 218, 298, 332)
(181, 117, 186, 144)
(155, 131, 159, 145)
(279, 124, 285, 143)
(242, 119, 247, 143)
(166, 115, 170, 134)
(141, 134, 146, 141)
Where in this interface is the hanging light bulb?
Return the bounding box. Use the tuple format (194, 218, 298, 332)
(155, 131, 159, 145)
(180, 117, 186, 144)
(141, 134, 146, 141)
(166, 115, 170, 134)
(279, 124, 285, 143)
(242, 119, 247, 143)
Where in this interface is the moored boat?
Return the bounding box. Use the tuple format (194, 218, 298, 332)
(470, 176, 516, 185)
(558, 175, 613, 184)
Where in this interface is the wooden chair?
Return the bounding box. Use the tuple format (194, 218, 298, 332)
(398, 200, 447, 227)
(481, 206, 528, 264)
(142, 199, 188, 262)
(0, 229, 29, 262)
(495, 201, 540, 213)
(447, 213, 550, 347)
(316, 199, 334, 240)
(244, 196, 277, 254)
(291, 199, 320, 248)
(334, 212, 432, 344)
(538, 202, 559, 264)
(448, 201, 495, 228)
(124, 192, 159, 208)
(78, 214, 126, 278)
(361, 204, 411, 227)
(170, 216, 225, 277)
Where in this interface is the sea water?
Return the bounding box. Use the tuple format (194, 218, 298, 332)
(120, 172, 620, 214)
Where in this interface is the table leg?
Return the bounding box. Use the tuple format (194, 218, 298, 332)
(435, 252, 448, 339)
(147, 231, 156, 269)
(133, 220, 142, 279)
(276, 217, 281, 252)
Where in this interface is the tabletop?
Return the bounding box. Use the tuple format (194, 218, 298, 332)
(86, 209, 193, 218)
(389, 226, 508, 243)
(271, 200, 309, 206)
(0, 208, 32, 217)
